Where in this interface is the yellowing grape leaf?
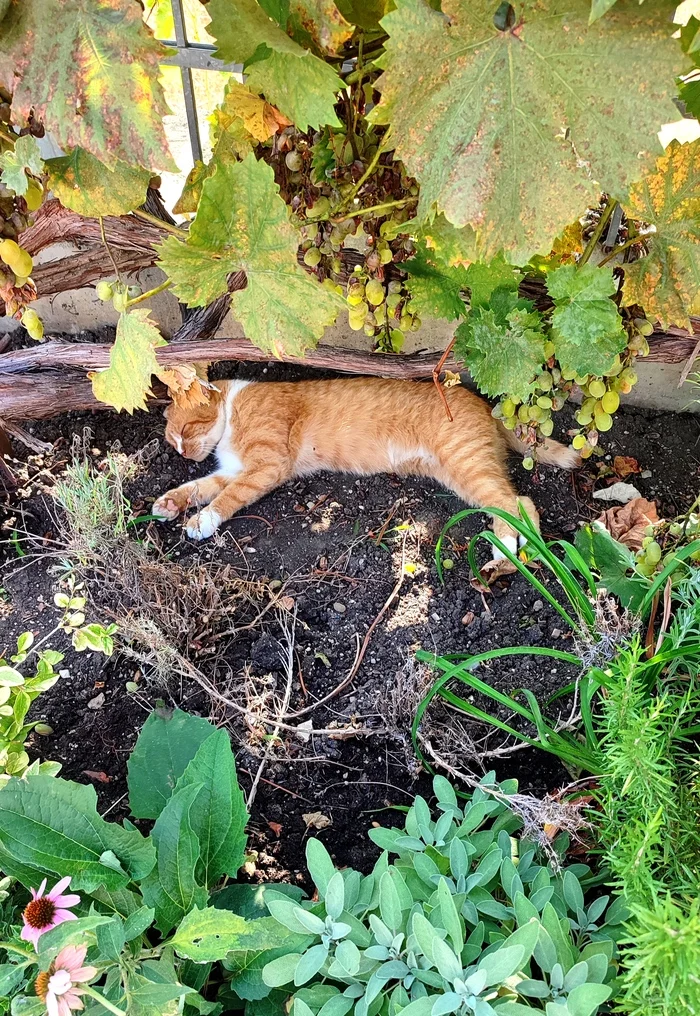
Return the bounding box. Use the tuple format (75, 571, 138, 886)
(206, 0, 342, 130)
(454, 290, 546, 401)
(371, 0, 685, 262)
(90, 310, 167, 413)
(173, 162, 208, 216)
(218, 80, 292, 142)
(157, 153, 344, 356)
(47, 148, 150, 218)
(419, 214, 477, 268)
(548, 262, 626, 376)
(403, 245, 468, 320)
(156, 364, 212, 409)
(622, 140, 700, 330)
(0, 2, 176, 174)
(288, 0, 353, 55)
(0, 136, 43, 197)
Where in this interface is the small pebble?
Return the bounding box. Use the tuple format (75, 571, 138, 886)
(551, 628, 562, 638)
(533, 600, 543, 612)
(431, 612, 440, 622)
(87, 692, 105, 710)
(462, 611, 475, 626)
(333, 602, 346, 614)
(641, 469, 652, 478)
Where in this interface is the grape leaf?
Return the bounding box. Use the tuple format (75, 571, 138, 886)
(219, 80, 292, 142)
(418, 214, 477, 268)
(0, 0, 176, 172)
(288, 0, 353, 55)
(47, 148, 150, 217)
(547, 262, 626, 376)
(403, 245, 468, 320)
(622, 140, 700, 330)
(370, 0, 685, 261)
(679, 79, 700, 120)
(589, 0, 619, 22)
(464, 256, 521, 309)
(455, 290, 546, 401)
(90, 309, 167, 414)
(335, 0, 390, 30)
(158, 154, 343, 356)
(206, 0, 342, 130)
(0, 136, 42, 196)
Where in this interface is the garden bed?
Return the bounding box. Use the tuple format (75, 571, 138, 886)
(1, 360, 699, 886)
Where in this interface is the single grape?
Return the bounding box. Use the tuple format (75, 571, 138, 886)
(363, 322, 376, 337)
(538, 372, 553, 391)
(285, 151, 303, 173)
(25, 180, 43, 212)
(379, 248, 393, 265)
(539, 418, 554, 437)
(517, 404, 530, 424)
(410, 316, 422, 331)
(304, 247, 322, 267)
(502, 416, 517, 431)
(572, 433, 587, 450)
(595, 411, 613, 432)
(390, 328, 405, 350)
(387, 281, 402, 294)
(588, 379, 606, 398)
(601, 390, 620, 413)
(399, 313, 413, 331)
(386, 293, 401, 314)
(522, 456, 534, 471)
(365, 279, 385, 306)
(21, 307, 43, 341)
(543, 340, 555, 358)
(537, 396, 553, 409)
(112, 290, 128, 313)
(634, 317, 654, 337)
(501, 398, 516, 418)
(96, 281, 114, 301)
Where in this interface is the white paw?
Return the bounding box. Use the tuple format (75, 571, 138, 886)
(186, 508, 221, 541)
(152, 495, 181, 521)
(493, 535, 518, 561)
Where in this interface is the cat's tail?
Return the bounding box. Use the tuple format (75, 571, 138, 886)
(502, 427, 581, 470)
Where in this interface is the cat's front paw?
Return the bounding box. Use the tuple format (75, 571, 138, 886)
(153, 485, 193, 520)
(186, 508, 221, 541)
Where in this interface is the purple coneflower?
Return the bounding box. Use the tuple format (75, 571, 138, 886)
(21, 877, 80, 948)
(34, 943, 97, 1016)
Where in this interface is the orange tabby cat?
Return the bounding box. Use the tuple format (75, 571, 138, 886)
(154, 378, 579, 551)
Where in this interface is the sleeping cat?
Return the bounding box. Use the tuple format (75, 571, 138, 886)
(154, 378, 580, 551)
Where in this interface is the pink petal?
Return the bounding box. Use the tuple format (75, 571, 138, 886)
(57, 998, 72, 1016)
(64, 991, 85, 1010)
(53, 909, 78, 924)
(53, 894, 80, 909)
(56, 944, 86, 971)
(46, 992, 59, 1016)
(48, 877, 72, 901)
(74, 966, 97, 983)
(20, 924, 41, 948)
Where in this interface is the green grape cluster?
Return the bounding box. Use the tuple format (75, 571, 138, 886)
(96, 279, 141, 313)
(493, 313, 651, 466)
(635, 526, 663, 577)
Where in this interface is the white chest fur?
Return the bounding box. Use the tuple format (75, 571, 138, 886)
(215, 380, 252, 477)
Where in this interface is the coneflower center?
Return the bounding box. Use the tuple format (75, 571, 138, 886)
(35, 970, 50, 1001)
(24, 896, 56, 928)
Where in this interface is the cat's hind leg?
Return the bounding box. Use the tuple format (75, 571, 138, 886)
(152, 474, 230, 521)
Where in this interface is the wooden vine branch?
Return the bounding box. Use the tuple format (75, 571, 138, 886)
(0, 330, 696, 421)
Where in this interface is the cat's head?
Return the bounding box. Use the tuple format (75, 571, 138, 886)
(164, 382, 227, 461)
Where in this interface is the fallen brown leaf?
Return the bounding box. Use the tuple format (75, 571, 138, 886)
(302, 811, 332, 831)
(82, 770, 111, 783)
(470, 556, 518, 590)
(596, 497, 659, 551)
(267, 821, 283, 837)
(614, 455, 641, 479)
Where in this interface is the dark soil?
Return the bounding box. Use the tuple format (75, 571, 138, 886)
(2, 357, 699, 883)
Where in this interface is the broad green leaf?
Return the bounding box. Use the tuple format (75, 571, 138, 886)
(403, 246, 468, 320)
(47, 148, 150, 217)
(0, 0, 176, 171)
(0, 775, 154, 892)
(294, 943, 329, 985)
(370, 0, 685, 260)
(140, 782, 208, 934)
(288, 0, 353, 56)
(175, 728, 248, 887)
(335, 0, 390, 30)
(465, 257, 521, 309)
(306, 838, 336, 897)
(90, 309, 167, 414)
(455, 291, 546, 401)
(478, 944, 525, 986)
(0, 136, 43, 196)
(172, 908, 308, 963)
(127, 969, 194, 1016)
(123, 906, 156, 941)
(589, 0, 618, 22)
(0, 962, 29, 997)
(264, 952, 303, 988)
(574, 522, 648, 612)
(214, 883, 305, 919)
(127, 706, 216, 819)
(547, 263, 626, 376)
(158, 154, 343, 355)
(566, 983, 612, 1016)
(206, 0, 342, 130)
(37, 914, 114, 970)
(622, 139, 700, 329)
